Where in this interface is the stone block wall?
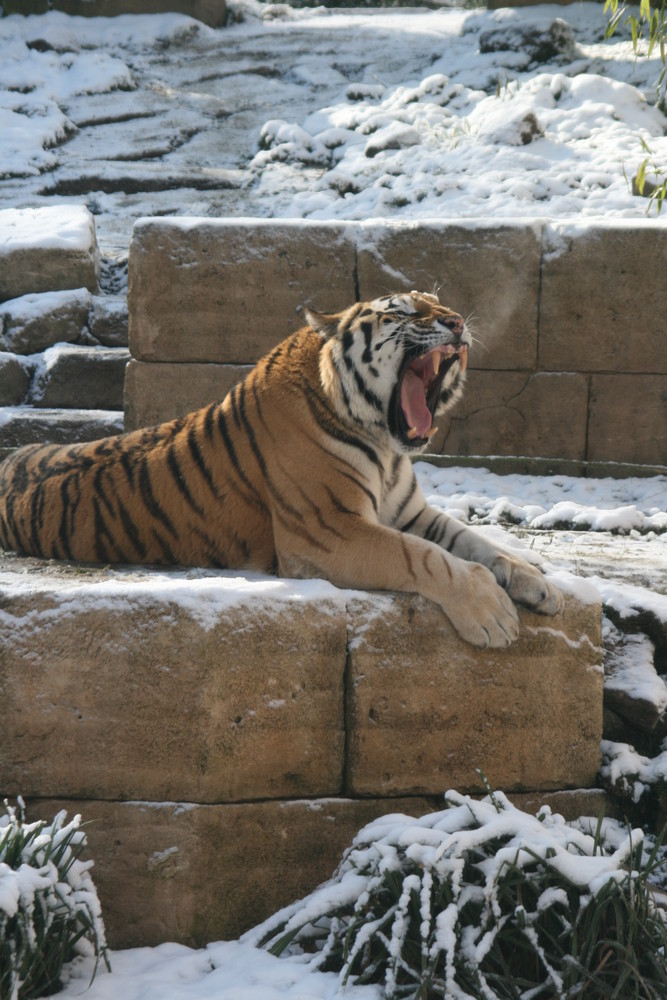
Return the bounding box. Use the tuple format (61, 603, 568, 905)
(0, 555, 603, 947)
(125, 218, 667, 469)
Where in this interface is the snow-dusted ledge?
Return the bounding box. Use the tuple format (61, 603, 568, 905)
(126, 217, 667, 470)
(0, 553, 603, 947)
(0, 205, 99, 301)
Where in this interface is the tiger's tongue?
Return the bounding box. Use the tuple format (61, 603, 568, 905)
(400, 368, 432, 438)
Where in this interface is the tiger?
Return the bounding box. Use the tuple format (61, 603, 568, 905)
(0, 289, 562, 648)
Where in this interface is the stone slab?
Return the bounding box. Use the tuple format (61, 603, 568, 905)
(2, 0, 227, 25)
(346, 592, 603, 797)
(128, 219, 356, 363)
(124, 359, 250, 430)
(587, 374, 667, 466)
(428, 369, 589, 460)
(0, 560, 347, 803)
(0, 407, 124, 449)
(540, 222, 667, 374)
(356, 220, 542, 371)
(30, 345, 130, 410)
(24, 796, 438, 948)
(0, 206, 99, 302)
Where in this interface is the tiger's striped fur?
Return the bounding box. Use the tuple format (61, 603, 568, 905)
(0, 290, 561, 648)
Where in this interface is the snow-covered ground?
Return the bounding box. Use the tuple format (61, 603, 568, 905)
(1, 1, 666, 252)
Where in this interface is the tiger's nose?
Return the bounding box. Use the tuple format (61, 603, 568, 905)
(438, 314, 464, 339)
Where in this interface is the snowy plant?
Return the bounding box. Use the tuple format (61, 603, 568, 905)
(252, 790, 667, 999)
(0, 800, 109, 1000)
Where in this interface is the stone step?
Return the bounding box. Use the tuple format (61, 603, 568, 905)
(1, 289, 129, 353)
(0, 207, 130, 444)
(29, 344, 130, 410)
(0, 406, 123, 450)
(0, 553, 603, 945)
(0, 206, 99, 302)
(2, 0, 227, 27)
(26, 788, 612, 950)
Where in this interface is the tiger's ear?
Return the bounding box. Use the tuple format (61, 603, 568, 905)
(304, 307, 341, 340)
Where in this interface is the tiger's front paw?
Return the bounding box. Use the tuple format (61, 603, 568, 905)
(447, 563, 520, 649)
(491, 554, 563, 616)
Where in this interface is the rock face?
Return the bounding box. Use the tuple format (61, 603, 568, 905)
(0, 555, 603, 945)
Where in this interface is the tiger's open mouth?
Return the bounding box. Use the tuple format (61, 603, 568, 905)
(396, 344, 468, 446)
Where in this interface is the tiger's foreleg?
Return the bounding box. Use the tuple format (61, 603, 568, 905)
(401, 503, 562, 616)
(274, 519, 520, 649)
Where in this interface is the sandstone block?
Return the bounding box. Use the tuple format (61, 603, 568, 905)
(30, 344, 130, 410)
(587, 374, 667, 465)
(89, 295, 129, 348)
(128, 219, 356, 363)
(1, 288, 92, 355)
(0, 561, 347, 803)
(0, 353, 31, 406)
(540, 222, 667, 374)
(124, 359, 251, 430)
(24, 796, 438, 948)
(357, 221, 542, 371)
(0, 206, 99, 302)
(428, 370, 588, 460)
(3, 0, 227, 25)
(345, 591, 603, 797)
(0, 408, 124, 450)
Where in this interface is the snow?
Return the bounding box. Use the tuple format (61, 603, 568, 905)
(589, 575, 667, 620)
(0, 287, 92, 323)
(413, 462, 667, 536)
(601, 739, 667, 802)
(46, 939, 382, 1000)
(0, 566, 345, 634)
(603, 618, 667, 711)
(0, 4, 666, 248)
(0, 206, 96, 252)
